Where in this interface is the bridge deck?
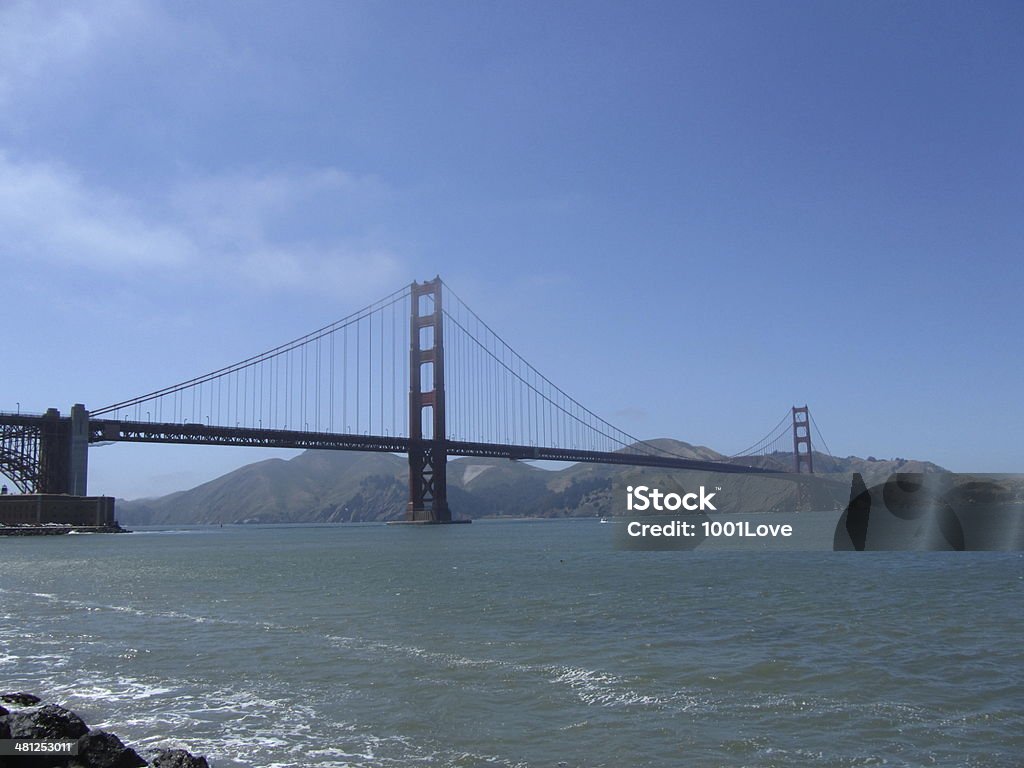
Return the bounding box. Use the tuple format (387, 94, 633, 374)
(87, 419, 780, 475)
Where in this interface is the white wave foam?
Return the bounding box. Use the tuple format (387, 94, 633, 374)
(324, 631, 677, 711)
(548, 665, 669, 707)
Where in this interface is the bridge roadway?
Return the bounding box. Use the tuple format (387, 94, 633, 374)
(89, 419, 784, 475)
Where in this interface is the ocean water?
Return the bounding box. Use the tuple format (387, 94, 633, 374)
(1, 519, 1021, 767)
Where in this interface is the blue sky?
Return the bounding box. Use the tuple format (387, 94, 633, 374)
(1, 0, 1021, 497)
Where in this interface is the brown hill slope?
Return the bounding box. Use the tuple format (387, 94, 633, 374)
(117, 440, 948, 524)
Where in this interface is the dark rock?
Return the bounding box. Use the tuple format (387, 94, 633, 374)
(75, 731, 147, 768)
(0, 697, 207, 768)
(1, 692, 42, 706)
(149, 748, 210, 768)
(8, 704, 90, 740)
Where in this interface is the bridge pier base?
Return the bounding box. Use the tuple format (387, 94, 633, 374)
(407, 440, 451, 522)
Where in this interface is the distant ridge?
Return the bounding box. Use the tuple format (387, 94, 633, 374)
(117, 440, 948, 525)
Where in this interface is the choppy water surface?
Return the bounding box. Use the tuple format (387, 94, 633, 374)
(1, 519, 1021, 767)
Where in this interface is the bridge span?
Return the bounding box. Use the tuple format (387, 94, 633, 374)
(1, 278, 821, 522)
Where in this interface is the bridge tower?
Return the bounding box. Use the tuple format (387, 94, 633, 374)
(792, 405, 813, 474)
(406, 277, 451, 522)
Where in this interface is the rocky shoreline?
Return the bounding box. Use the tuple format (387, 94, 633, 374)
(0, 693, 208, 768)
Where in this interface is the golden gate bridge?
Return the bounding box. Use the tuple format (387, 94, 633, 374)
(0, 277, 831, 522)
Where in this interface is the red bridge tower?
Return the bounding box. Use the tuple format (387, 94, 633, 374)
(792, 405, 814, 474)
(406, 278, 451, 522)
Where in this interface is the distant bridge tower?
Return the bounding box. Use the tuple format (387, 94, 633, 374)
(406, 277, 451, 522)
(792, 405, 813, 474)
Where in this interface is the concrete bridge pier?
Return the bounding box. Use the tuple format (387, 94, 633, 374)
(38, 408, 69, 494)
(70, 403, 89, 495)
(33, 404, 89, 495)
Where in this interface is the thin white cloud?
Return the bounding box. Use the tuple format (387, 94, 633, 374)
(0, 152, 406, 298)
(170, 168, 403, 298)
(0, 0, 147, 108)
(170, 168, 391, 245)
(0, 152, 194, 269)
(0, 2, 404, 299)
(238, 247, 403, 295)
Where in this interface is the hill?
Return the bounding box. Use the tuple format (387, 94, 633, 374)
(117, 441, 948, 525)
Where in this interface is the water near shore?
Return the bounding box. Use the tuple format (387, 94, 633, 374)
(1, 519, 1021, 767)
